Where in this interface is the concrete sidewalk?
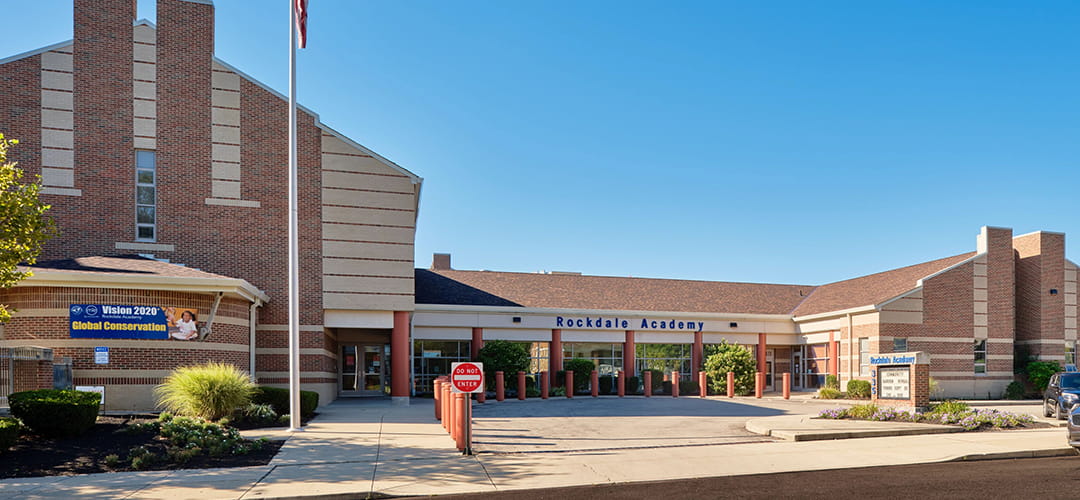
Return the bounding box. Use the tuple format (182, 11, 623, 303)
(1, 398, 1076, 499)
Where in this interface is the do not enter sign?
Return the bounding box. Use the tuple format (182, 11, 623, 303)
(450, 362, 484, 393)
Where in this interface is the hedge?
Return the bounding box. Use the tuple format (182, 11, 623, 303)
(847, 380, 872, 399)
(9, 389, 100, 437)
(0, 417, 20, 451)
(251, 386, 319, 418)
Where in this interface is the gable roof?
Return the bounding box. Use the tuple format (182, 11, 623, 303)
(791, 252, 977, 317)
(415, 269, 813, 315)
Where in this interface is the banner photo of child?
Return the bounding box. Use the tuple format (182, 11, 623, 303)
(164, 307, 200, 340)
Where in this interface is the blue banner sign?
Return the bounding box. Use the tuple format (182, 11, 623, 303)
(69, 304, 169, 339)
(869, 354, 917, 366)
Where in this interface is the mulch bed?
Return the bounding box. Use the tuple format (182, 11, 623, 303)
(0, 416, 284, 479)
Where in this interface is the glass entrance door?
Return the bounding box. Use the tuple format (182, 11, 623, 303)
(341, 344, 387, 396)
(791, 351, 803, 390)
(765, 349, 774, 391)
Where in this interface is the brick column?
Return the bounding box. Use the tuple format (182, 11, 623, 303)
(623, 330, 636, 377)
(550, 329, 562, 374)
(471, 327, 483, 360)
(390, 311, 410, 404)
(692, 331, 703, 373)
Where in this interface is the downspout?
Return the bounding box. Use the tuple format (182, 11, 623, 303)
(249, 299, 262, 383)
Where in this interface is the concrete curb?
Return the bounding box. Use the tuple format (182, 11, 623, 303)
(952, 447, 1078, 461)
(745, 418, 964, 442)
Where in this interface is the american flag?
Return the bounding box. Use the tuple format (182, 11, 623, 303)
(295, 0, 308, 48)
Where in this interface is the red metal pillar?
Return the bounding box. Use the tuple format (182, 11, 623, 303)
(566, 370, 574, 398)
(755, 372, 763, 398)
(442, 383, 451, 432)
(672, 371, 679, 398)
(541, 370, 549, 399)
(591, 370, 599, 397)
(692, 331, 703, 373)
(644, 370, 653, 397)
(623, 330, 636, 377)
(550, 329, 563, 375)
(517, 371, 526, 400)
(495, 371, 505, 402)
(471, 327, 484, 360)
(727, 371, 734, 398)
(699, 371, 707, 398)
(756, 333, 767, 376)
(783, 372, 790, 399)
(391, 311, 410, 402)
(453, 393, 466, 451)
(617, 370, 625, 397)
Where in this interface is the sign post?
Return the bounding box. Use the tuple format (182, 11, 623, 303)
(450, 362, 483, 455)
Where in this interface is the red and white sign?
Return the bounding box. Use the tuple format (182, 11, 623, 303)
(450, 362, 484, 393)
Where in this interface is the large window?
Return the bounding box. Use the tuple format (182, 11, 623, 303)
(974, 339, 987, 374)
(804, 343, 829, 389)
(858, 338, 870, 377)
(135, 151, 156, 241)
(635, 344, 691, 380)
(1067, 341, 1076, 368)
(412, 340, 470, 395)
(563, 343, 622, 376)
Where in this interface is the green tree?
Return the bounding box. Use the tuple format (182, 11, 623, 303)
(564, 358, 596, 393)
(477, 340, 529, 389)
(0, 134, 57, 322)
(704, 340, 757, 395)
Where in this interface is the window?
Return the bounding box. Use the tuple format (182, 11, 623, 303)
(1067, 341, 1076, 368)
(412, 340, 470, 395)
(135, 151, 156, 241)
(565, 343, 622, 376)
(974, 339, 987, 374)
(858, 338, 870, 377)
(893, 338, 908, 353)
(636, 344, 691, 381)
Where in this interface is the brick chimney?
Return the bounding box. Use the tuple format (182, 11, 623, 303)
(977, 227, 1015, 345)
(1013, 230, 1066, 360)
(432, 253, 452, 271)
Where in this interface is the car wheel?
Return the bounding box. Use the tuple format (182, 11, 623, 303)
(1055, 401, 1065, 420)
(1046, 399, 1055, 417)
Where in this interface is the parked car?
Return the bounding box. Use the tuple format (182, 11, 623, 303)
(1043, 372, 1080, 419)
(1068, 406, 1080, 450)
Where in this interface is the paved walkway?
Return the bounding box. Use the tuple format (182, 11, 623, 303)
(1, 397, 1075, 499)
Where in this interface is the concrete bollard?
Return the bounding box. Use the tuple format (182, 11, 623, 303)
(447, 385, 456, 437)
(495, 371, 505, 402)
(477, 386, 486, 404)
(518, 371, 527, 400)
(541, 370, 549, 399)
(617, 370, 625, 397)
(434, 379, 443, 420)
(727, 371, 734, 398)
(644, 371, 653, 397)
(699, 371, 707, 398)
(672, 371, 680, 398)
(566, 370, 574, 398)
(454, 393, 466, 451)
(783, 372, 790, 399)
(442, 383, 451, 432)
(591, 370, 599, 397)
(755, 372, 763, 399)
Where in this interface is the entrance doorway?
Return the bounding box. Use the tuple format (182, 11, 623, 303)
(341, 344, 389, 397)
(791, 351, 802, 390)
(765, 349, 775, 391)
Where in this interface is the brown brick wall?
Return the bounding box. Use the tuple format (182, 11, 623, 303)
(0, 55, 41, 173)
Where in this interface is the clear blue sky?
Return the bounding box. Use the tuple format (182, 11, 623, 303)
(6, 1, 1080, 286)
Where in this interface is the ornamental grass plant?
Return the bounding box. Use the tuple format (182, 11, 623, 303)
(155, 362, 255, 421)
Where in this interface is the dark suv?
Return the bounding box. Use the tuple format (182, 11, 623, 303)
(1043, 372, 1080, 419)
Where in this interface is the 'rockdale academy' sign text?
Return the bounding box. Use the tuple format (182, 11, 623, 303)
(556, 316, 705, 332)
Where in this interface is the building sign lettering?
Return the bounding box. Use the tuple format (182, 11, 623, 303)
(555, 316, 704, 332)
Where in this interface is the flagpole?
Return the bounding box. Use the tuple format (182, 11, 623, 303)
(287, 0, 302, 432)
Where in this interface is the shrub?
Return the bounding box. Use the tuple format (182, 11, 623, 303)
(661, 381, 672, 395)
(550, 386, 566, 397)
(1026, 361, 1061, 392)
(679, 379, 700, 395)
(159, 415, 262, 457)
(847, 404, 878, 419)
(250, 386, 319, 418)
(525, 387, 541, 398)
(704, 340, 757, 396)
(929, 400, 970, 415)
(155, 362, 255, 421)
(1003, 381, 1025, 400)
(0, 417, 20, 451)
(846, 380, 871, 399)
(233, 403, 278, 427)
(103, 454, 121, 468)
(478, 340, 530, 389)
(625, 376, 641, 395)
(817, 387, 843, 399)
(554, 370, 566, 388)
(9, 389, 100, 437)
(564, 358, 596, 393)
(824, 375, 840, 390)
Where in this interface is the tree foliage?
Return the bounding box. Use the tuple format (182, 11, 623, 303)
(477, 340, 529, 388)
(704, 340, 757, 395)
(0, 134, 57, 322)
